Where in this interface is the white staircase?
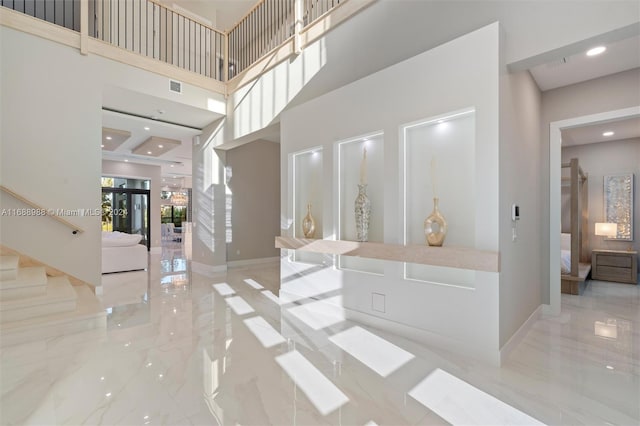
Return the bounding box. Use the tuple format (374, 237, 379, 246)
(0, 255, 106, 346)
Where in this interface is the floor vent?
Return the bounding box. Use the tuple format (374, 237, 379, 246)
(170, 80, 182, 94)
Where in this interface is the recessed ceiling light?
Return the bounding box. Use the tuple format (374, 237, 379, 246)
(170, 164, 174, 168)
(124, 159, 129, 162)
(144, 127, 150, 131)
(603, 131, 614, 137)
(101, 144, 105, 148)
(586, 46, 606, 56)
(147, 151, 152, 155)
(158, 144, 163, 148)
(105, 136, 112, 140)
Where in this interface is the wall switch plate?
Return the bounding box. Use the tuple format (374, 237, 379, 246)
(512, 204, 520, 221)
(372, 293, 385, 313)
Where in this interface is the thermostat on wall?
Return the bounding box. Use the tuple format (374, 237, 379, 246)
(512, 204, 520, 221)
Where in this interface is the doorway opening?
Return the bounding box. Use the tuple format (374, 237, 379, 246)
(548, 106, 640, 314)
(101, 177, 151, 250)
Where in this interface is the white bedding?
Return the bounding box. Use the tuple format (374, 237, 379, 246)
(560, 233, 572, 274)
(561, 249, 571, 274)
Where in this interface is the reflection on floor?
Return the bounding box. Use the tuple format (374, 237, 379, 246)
(1, 245, 638, 425)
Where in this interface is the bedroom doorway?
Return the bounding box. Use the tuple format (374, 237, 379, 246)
(548, 106, 640, 315)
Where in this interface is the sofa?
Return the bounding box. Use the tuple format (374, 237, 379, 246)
(101, 231, 148, 273)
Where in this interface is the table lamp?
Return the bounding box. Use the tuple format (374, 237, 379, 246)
(595, 222, 617, 238)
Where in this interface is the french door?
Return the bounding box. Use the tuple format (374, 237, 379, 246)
(102, 188, 151, 250)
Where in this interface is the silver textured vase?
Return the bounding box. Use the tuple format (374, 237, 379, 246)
(354, 184, 371, 242)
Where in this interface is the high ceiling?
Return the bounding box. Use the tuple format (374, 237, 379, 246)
(101, 0, 640, 182)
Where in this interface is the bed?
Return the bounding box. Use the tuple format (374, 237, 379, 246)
(101, 231, 148, 274)
(560, 158, 591, 295)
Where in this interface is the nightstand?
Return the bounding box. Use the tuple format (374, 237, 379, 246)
(591, 250, 638, 284)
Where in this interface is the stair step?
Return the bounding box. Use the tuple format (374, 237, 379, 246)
(0, 266, 48, 300)
(0, 276, 77, 323)
(0, 285, 106, 347)
(0, 255, 19, 281)
(0, 266, 47, 288)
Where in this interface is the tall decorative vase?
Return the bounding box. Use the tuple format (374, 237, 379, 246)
(424, 197, 447, 246)
(302, 203, 316, 238)
(355, 184, 371, 242)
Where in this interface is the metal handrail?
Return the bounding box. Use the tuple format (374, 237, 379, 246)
(0, 185, 84, 235)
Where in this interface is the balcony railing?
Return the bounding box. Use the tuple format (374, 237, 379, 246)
(0, 0, 80, 31)
(89, 0, 226, 81)
(1, 0, 351, 84)
(303, 0, 342, 26)
(228, 0, 295, 79)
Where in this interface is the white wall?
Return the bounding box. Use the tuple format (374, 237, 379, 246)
(540, 69, 640, 303)
(209, 0, 639, 149)
(0, 26, 220, 287)
(101, 160, 162, 249)
(225, 140, 280, 262)
(562, 138, 640, 266)
(498, 62, 543, 348)
(280, 24, 501, 363)
(0, 29, 102, 286)
(191, 119, 228, 269)
(165, 0, 256, 31)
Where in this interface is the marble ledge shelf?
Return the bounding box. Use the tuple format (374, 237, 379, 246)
(275, 237, 500, 272)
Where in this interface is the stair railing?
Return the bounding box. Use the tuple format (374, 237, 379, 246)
(0, 185, 85, 235)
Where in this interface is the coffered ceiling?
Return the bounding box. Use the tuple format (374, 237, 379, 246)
(101, 110, 200, 180)
(101, 127, 131, 151)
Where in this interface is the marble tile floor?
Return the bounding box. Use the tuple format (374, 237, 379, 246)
(0, 246, 638, 425)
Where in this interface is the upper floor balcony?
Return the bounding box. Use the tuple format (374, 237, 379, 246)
(0, 0, 373, 96)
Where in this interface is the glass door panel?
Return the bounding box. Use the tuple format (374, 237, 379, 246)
(102, 188, 151, 250)
(111, 192, 129, 233)
(131, 193, 149, 247)
(102, 192, 113, 231)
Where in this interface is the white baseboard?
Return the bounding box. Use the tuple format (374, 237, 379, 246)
(499, 305, 542, 364)
(541, 303, 558, 316)
(191, 261, 227, 276)
(227, 257, 280, 268)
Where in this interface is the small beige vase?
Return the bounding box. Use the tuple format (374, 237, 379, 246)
(424, 197, 447, 246)
(302, 203, 316, 238)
